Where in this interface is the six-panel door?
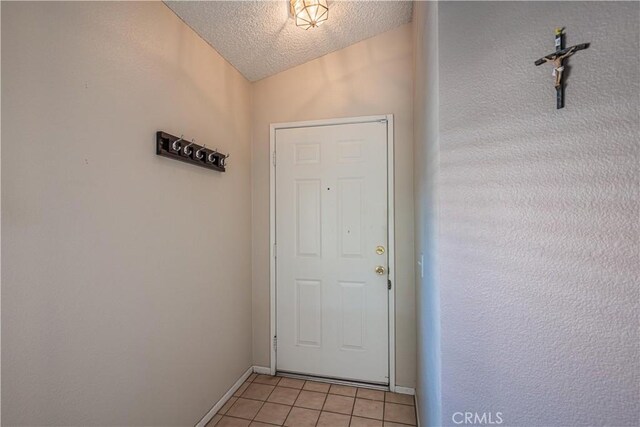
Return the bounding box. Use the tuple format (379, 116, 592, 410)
(275, 121, 389, 384)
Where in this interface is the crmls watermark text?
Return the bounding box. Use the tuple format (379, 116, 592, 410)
(452, 412, 504, 425)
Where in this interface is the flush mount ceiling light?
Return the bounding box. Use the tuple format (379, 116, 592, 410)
(290, 0, 329, 30)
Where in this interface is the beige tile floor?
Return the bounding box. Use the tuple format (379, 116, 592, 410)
(207, 374, 416, 427)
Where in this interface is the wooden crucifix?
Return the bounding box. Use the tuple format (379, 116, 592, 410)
(535, 28, 590, 109)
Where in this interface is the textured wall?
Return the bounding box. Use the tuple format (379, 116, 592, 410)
(251, 24, 417, 388)
(412, 1, 442, 426)
(1, 2, 252, 425)
(437, 2, 639, 426)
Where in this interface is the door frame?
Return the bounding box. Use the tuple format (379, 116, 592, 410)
(269, 114, 396, 391)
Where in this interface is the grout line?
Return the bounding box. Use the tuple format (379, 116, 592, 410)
(382, 390, 388, 425)
(281, 402, 294, 426)
(216, 415, 251, 424)
(385, 401, 416, 407)
(315, 392, 328, 426)
(276, 388, 295, 427)
(277, 385, 305, 391)
(253, 377, 280, 425)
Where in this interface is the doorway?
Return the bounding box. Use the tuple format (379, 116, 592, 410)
(269, 115, 396, 388)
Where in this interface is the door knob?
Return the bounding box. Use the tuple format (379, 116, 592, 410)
(375, 245, 385, 255)
(375, 266, 386, 275)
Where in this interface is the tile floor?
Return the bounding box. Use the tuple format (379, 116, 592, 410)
(207, 374, 417, 427)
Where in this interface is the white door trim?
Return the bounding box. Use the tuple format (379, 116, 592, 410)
(269, 114, 397, 391)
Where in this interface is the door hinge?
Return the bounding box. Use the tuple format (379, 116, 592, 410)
(273, 336, 277, 351)
(273, 243, 277, 259)
(388, 279, 392, 290)
(272, 151, 276, 166)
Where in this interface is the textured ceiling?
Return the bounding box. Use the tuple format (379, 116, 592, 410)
(165, 1, 413, 81)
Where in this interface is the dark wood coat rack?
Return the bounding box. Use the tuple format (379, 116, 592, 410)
(156, 131, 228, 172)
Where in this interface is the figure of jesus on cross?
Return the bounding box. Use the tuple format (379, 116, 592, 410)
(535, 28, 589, 109)
(543, 45, 578, 88)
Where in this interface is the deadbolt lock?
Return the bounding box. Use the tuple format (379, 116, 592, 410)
(375, 245, 385, 255)
(375, 266, 386, 275)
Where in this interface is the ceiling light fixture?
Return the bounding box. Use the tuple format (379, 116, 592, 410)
(290, 0, 329, 30)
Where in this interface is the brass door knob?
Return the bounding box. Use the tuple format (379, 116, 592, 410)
(375, 266, 386, 275)
(375, 245, 385, 255)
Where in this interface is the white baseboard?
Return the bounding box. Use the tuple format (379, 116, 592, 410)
(394, 386, 416, 395)
(414, 389, 421, 427)
(195, 366, 253, 427)
(252, 365, 272, 375)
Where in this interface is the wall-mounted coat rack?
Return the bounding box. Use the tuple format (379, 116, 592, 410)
(156, 131, 228, 172)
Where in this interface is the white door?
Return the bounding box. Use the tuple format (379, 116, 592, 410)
(275, 120, 389, 384)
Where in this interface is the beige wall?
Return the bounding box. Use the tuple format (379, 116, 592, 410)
(251, 24, 417, 388)
(1, 2, 252, 425)
(2, 4, 417, 424)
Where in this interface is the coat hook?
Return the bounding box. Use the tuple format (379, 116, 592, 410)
(183, 138, 195, 155)
(196, 144, 206, 160)
(172, 134, 184, 151)
(207, 148, 218, 162)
